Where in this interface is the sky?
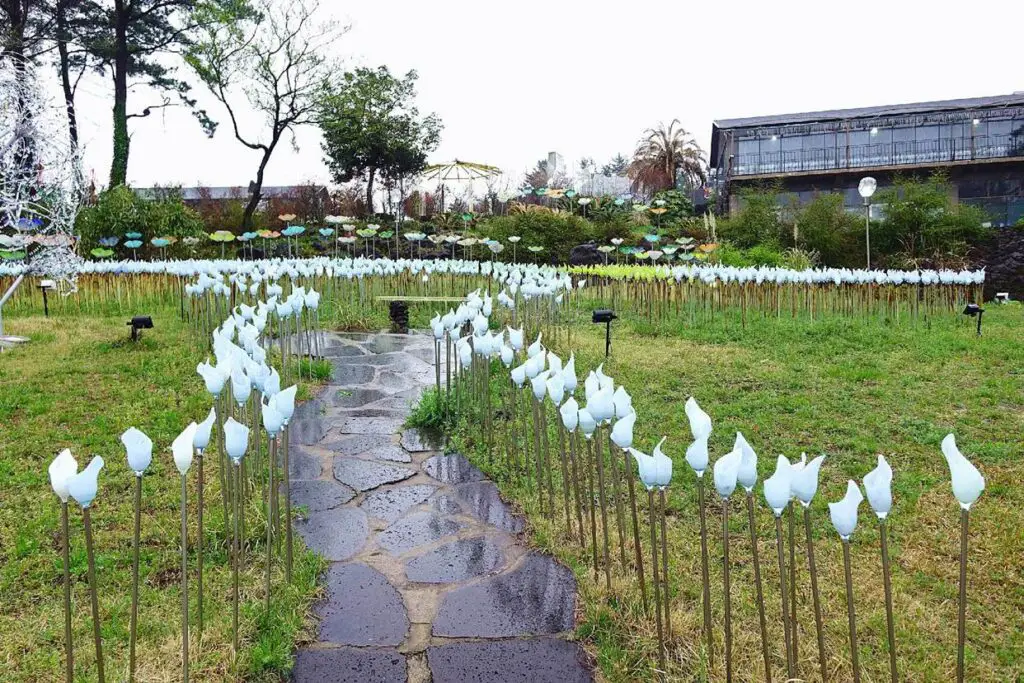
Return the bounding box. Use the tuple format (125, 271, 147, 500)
(65, 0, 1024, 191)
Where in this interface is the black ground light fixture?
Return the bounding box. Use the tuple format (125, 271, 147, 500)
(127, 315, 154, 341)
(962, 304, 984, 336)
(38, 279, 55, 317)
(592, 309, 617, 357)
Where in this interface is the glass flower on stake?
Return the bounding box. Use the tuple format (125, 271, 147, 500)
(49, 449, 78, 683)
(830, 480, 865, 683)
(67, 456, 106, 683)
(684, 396, 714, 662)
(121, 427, 152, 682)
(764, 455, 796, 678)
(223, 417, 249, 655)
(734, 433, 771, 682)
(792, 454, 828, 683)
(276, 385, 297, 581)
(940, 434, 985, 683)
(863, 455, 898, 683)
(172, 422, 198, 683)
(261, 396, 285, 611)
(628, 442, 667, 675)
(713, 445, 742, 681)
(193, 407, 216, 636)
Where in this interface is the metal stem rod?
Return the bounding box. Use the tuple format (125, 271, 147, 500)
(61, 502, 73, 683)
(775, 514, 794, 679)
(879, 519, 898, 683)
(842, 538, 861, 683)
(957, 508, 969, 683)
(697, 476, 714, 665)
(804, 505, 828, 683)
(746, 493, 771, 683)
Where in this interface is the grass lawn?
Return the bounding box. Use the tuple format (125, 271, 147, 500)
(0, 305, 326, 681)
(449, 304, 1024, 682)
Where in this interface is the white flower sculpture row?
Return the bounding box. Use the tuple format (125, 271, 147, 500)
(0, 255, 985, 288)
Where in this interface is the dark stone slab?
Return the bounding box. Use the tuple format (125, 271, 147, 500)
(333, 457, 415, 492)
(454, 481, 524, 533)
(292, 647, 406, 683)
(290, 479, 355, 513)
(289, 418, 328, 446)
(362, 444, 412, 463)
(288, 447, 324, 480)
(364, 396, 417, 413)
(406, 537, 505, 583)
(362, 335, 419, 354)
(315, 563, 408, 645)
(432, 553, 577, 638)
(292, 398, 325, 421)
(324, 433, 394, 456)
(424, 453, 485, 484)
(332, 387, 389, 408)
(401, 427, 442, 453)
(338, 407, 409, 419)
(427, 639, 593, 683)
(431, 494, 463, 515)
(294, 507, 368, 561)
(379, 512, 464, 555)
(335, 416, 407, 435)
(351, 351, 432, 370)
(373, 370, 419, 394)
(332, 363, 376, 386)
(360, 484, 437, 522)
(321, 343, 371, 359)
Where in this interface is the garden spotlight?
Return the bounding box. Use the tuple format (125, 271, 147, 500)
(127, 315, 154, 342)
(962, 304, 984, 336)
(592, 309, 617, 357)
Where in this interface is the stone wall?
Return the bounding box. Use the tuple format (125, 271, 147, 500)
(977, 228, 1024, 301)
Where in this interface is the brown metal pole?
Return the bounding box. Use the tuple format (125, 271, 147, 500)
(697, 476, 714, 665)
(83, 507, 105, 683)
(624, 449, 648, 612)
(842, 537, 861, 683)
(775, 514, 794, 679)
(746, 493, 771, 683)
(659, 489, 671, 640)
(803, 506, 828, 683)
(957, 508, 969, 683)
(196, 451, 204, 636)
(879, 519, 898, 683)
(594, 431, 612, 589)
(180, 474, 190, 683)
(649, 490, 666, 680)
(129, 475, 142, 682)
(61, 502, 74, 683)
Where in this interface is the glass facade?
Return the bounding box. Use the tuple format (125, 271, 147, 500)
(729, 115, 1024, 177)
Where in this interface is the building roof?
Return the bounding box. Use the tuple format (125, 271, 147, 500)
(134, 185, 326, 201)
(712, 93, 1024, 131)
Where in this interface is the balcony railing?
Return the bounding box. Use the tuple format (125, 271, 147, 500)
(730, 135, 1024, 176)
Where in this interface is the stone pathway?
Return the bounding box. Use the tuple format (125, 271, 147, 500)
(290, 332, 594, 683)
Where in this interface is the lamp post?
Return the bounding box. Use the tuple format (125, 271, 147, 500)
(858, 177, 877, 269)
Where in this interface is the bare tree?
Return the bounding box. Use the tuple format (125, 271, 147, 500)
(187, 0, 345, 229)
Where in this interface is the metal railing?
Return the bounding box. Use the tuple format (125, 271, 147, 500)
(731, 135, 1023, 176)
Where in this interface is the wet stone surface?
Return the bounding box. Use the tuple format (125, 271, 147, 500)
(290, 479, 355, 513)
(378, 512, 465, 555)
(291, 398, 325, 421)
(294, 507, 368, 561)
(431, 494, 463, 515)
(424, 453, 485, 484)
(337, 407, 409, 419)
(289, 418, 328, 446)
(288, 447, 324, 480)
(335, 416, 407, 435)
(292, 648, 407, 683)
(319, 343, 371, 358)
(405, 537, 505, 584)
(361, 444, 412, 463)
(331, 387, 389, 408)
(332, 363, 377, 386)
(453, 481, 524, 533)
(401, 427, 442, 453)
(432, 553, 576, 638)
(360, 484, 437, 522)
(427, 638, 593, 683)
(316, 563, 408, 646)
(333, 457, 415, 492)
(361, 335, 418, 354)
(324, 433, 394, 456)
(372, 370, 418, 393)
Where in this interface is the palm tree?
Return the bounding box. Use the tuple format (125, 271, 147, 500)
(628, 120, 707, 196)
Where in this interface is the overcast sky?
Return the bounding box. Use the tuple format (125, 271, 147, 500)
(66, 0, 1023, 191)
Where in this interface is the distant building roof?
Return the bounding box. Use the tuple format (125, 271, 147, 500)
(712, 93, 1024, 131)
(134, 185, 327, 201)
